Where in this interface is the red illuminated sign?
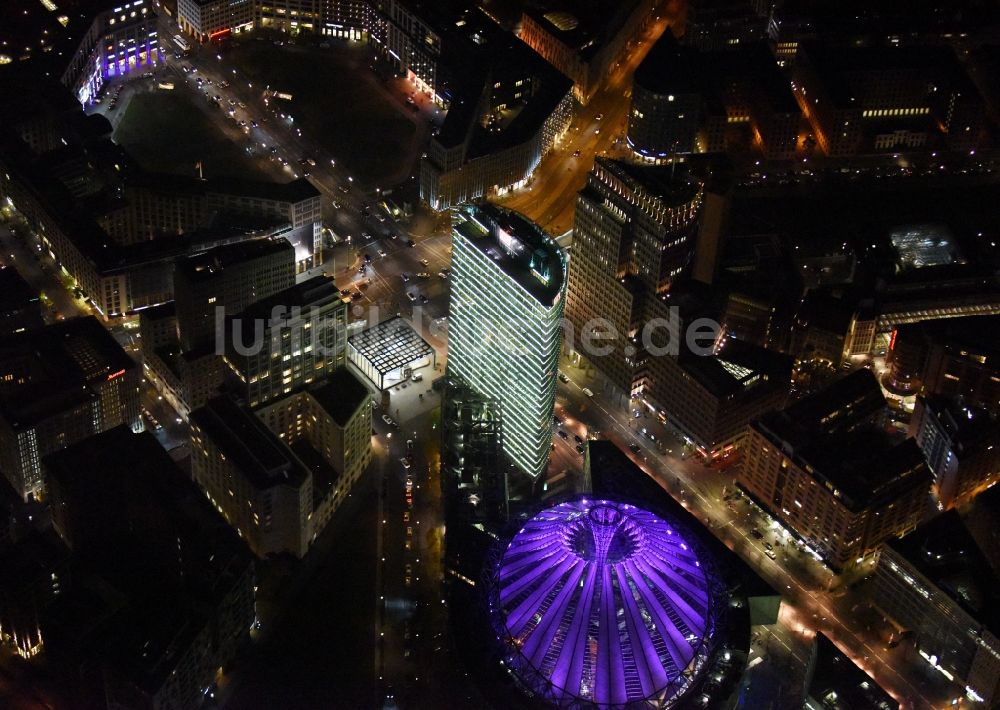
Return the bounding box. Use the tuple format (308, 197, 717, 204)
(107, 368, 126, 381)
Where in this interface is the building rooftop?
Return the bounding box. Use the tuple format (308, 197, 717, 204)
(633, 35, 798, 114)
(236, 275, 342, 324)
(488, 497, 718, 708)
(176, 237, 294, 284)
(0, 0, 138, 78)
(919, 395, 1000, 455)
(889, 224, 965, 272)
(0, 316, 135, 430)
(347, 316, 434, 380)
(593, 157, 703, 209)
(888, 509, 1000, 640)
(309, 367, 372, 427)
(678, 336, 793, 401)
(799, 41, 979, 109)
(634, 32, 702, 96)
(806, 633, 898, 710)
(454, 204, 566, 307)
(0, 267, 40, 314)
(191, 396, 308, 491)
(42, 426, 252, 695)
(756, 370, 932, 511)
(523, 0, 649, 60)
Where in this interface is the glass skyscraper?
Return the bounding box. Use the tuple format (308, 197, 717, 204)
(448, 205, 567, 479)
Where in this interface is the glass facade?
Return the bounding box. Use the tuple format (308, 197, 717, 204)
(449, 206, 566, 478)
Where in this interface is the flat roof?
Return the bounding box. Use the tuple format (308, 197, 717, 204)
(592, 157, 703, 209)
(524, 0, 647, 59)
(0, 316, 136, 429)
(756, 370, 932, 510)
(191, 396, 308, 490)
(348, 316, 434, 377)
(176, 237, 294, 284)
(888, 510, 1000, 640)
(236, 275, 342, 322)
(454, 204, 567, 307)
(678, 336, 793, 400)
(807, 633, 898, 710)
(42, 426, 252, 694)
(0, 266, 40, 313)
(800, 41, 979, 108)
(309, 367, 371, 427)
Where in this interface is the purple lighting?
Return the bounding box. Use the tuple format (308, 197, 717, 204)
(489, 498, 715, 708)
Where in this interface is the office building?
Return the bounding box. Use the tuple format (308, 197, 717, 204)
(255, 369, 373, 533)
(0, 88, 323, 318)
(2, 0, 160, 106)
(449, 205, 567, 479)
(419, 32, 573, 209)
(225, 275, 347, 407)
(517, 0, 663, 103)
(870, 508, 1000, 707)
(191, 396, 313, 557)
(0, 317, 141, 501)
(909, 396, 1000, 510)
(627, 34, 801, 161)
(42, 426, 255, 710)
(657, 337, 792, 460)
(794, 42, 988, 156)
(628, 33, 703, 157)
(190, 369, 372, 557)
(140, 239, 297, 418)
(441, 375, 511, 527)
(739, 370, 931, 569)
(564, 158, 703, 398)
(174, 238, 296, 351)
(803, 633, 898, 710)
(681, 0, 768, 51)
(883, 316, 1000, 416)
(178, 0, 256, 41)
(0, 267, 44, 335)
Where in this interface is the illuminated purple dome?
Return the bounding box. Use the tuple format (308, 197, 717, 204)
(488, 499, 716, 708)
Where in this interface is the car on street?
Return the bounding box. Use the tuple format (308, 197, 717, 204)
(419, 294, 428, 303)
(400, 457, 411, 470)
(750, 529, 763, 539)
(437, 271, 448, 279)
(401, 273, 410, 282)
(554, 414, 563, 426)
(378, 249, 387, 257)
(416, 272, 430, 279)
(574, 434, 584, 444)
(764, 549, 777, 560)
(382, 414, 395, 426)
(407, 292, 417, 302)
(576, 444, 586, 455)
(582, 387, 594, 397)
(557, 430, 568, 440)
(406, 239, 415, 247)
(558, 372, 570, 383)
(572, 150, 581, 157)
(420, 259, 429, 267)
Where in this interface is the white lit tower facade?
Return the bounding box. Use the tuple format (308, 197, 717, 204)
(449, 205, 567, 479)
